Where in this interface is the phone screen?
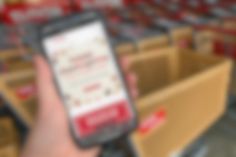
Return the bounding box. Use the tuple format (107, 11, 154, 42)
(42, 21, 134, 139)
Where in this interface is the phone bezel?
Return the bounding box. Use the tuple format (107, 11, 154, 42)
(38, 11, 138, 148)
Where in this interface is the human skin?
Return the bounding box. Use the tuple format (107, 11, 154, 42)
(21, 55, 138, 157)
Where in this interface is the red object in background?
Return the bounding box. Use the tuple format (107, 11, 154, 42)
(214, 40, 236, 60)
(225, 44, 236, 59)
(213, 40, 225, 56)
(180, 4, 209, 16)
(1, 0, 71, 25)
(194, 25, 236, 60)
(109, 14, 123, 24)
(212, 28, 236, 60)
(15, 84, 37, 101)
(216, 0, 236, 8)
(139, 109, 166, 135)
(224, 17, 236, 23)
(74, 100, 131, 137)
(178, 40, 192, 48)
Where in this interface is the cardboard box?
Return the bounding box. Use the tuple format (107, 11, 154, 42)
(111, 35, 137, 56)
(182, 13, 222, 27)
(138, 34, 169, 52)
(115, 23, 170, 52)
(0, 118, 18, 146)
(128, 47, 232, 157)
(230, 62, 236, 96)
(171, 25, 193, 48)
(213, 28, 236, 60)
(209, 7, 232, 18)
(209, 7, 236, 31)
(115, 42, 136, 56)
(0, 118, 19, 157)
(0, 144, 19, 157)
(0, 48, 33, 62)
(153, 19, 194, 48)
(0, 49, 36, 127)
(194, 28, 216, 54)
(0, 70, 36, 127)
(223, 18, 236, 31)
(180, 13, 222, 54)
(210, 6, 236, 31)
(222, 5, 236, 30)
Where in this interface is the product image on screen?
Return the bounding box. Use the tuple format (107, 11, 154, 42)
(43, 21, 133, 138)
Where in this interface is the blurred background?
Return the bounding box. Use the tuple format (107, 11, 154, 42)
(1, 0, 236, 157)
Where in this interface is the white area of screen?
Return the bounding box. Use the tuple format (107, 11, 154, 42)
(43, 21, 107, 54)
(71, 93, 126, 116)
(43, 21, 129, 118)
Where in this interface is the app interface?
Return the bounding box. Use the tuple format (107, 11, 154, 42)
(43, 21, 132, 137)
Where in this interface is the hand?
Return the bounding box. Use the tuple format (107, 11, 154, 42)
(21, 55, 138, 157)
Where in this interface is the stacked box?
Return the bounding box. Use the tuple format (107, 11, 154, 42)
(152, 18, 194, 48)
(114, 22, 169, 52)
(194, 27, 216, 54)
(181, 13, 221, 54)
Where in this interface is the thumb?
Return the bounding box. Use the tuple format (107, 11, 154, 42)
(34, 55, 61, 116)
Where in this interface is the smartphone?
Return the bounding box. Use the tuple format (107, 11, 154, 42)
(39, 12, 137, 148)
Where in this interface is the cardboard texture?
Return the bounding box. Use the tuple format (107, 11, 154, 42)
(115, 23, 170, 54)
(231, 62, 236, 96)
(152, 18, 194, 48)
(128, 47, 232, 157)
(0, 144, 18, 157)
(0, 118, 19, 157)
(116, 36, 170, 56)
(171, 26, 194, 48)
(0, 49, 33, 73)
(115, 35, 170, 56)
(194, 29, 216, 54)
(138, 35, 169, 52)
(213, 29, 236, 60)
(0, 49, 36, 127)
(0, 70, 36, 127)
(0, 118, 18, 146)
(223, 19, 236, 31)
(115, 43, 136, 56)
